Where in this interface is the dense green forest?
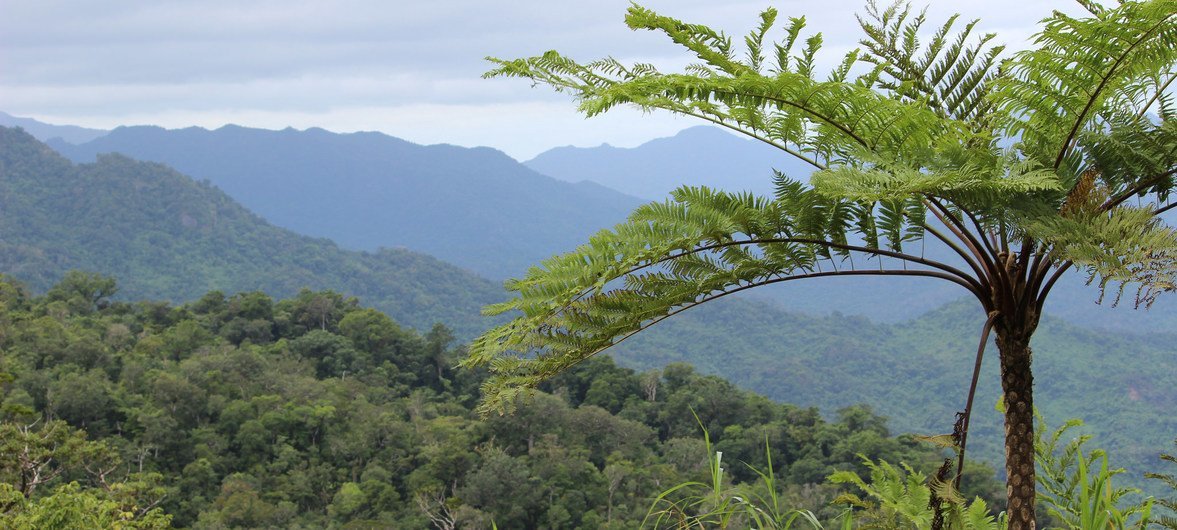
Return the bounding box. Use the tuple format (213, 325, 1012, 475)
(0, 274, 1011, 528)
(615, 297, 1177, 491)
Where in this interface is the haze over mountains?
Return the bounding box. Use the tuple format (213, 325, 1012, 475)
(0, 127, 501, 337)
(7, 112, 1170, 331)
(525, 125, 815, 200)
(0, 110, 108, 145)
(47, 124, 641, 280)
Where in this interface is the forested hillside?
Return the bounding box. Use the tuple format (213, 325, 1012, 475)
(0, 127, 500, 337)
(616, 297, 1177, 491)
(0, 276, 995, 528)
(47, 124, 641, 280)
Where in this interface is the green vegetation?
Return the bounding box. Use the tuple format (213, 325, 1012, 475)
(0, 274, 998, 528)
(1148, 439, 1177, 529)
(639, 415, 1158, 529)
(612, 297, 1176, 494)
(467, 2, 1176, 528)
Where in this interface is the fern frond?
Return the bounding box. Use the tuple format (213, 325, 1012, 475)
(474, 1, 1177, 422)
(994, 0, 1177, 179)
(857, 1, 1006, 125)
(463, 186, 979, 414)
(1026, 204, 1177, 307)
(486, 4, 979, 174)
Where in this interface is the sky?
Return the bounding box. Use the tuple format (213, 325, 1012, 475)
(1, 0, 1076, 160)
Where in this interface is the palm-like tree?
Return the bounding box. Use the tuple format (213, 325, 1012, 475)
(463, 2, 1177, 528)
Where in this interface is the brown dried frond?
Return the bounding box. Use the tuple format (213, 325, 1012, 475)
(1060, 169, 1110, 218)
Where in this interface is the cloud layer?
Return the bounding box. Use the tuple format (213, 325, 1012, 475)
(1, 0, 1068, 159)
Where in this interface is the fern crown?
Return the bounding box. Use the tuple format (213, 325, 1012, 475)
(469, 0, 1177, 415)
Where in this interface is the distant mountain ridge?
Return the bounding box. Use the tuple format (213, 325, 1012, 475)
(21, 116, 1177, 331)
(47, 124, 643, 280)
(0, 111, 108, 145)
(0, 126, 501, 337)
(525, 125, 815, 200)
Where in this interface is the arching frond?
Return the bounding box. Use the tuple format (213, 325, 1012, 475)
(811, 159, 1061, 207)
(1089, 113, 1177, 207)
(471, 1, 1177, 421)
(484, 5, 978, 171)
(857, 1, 1006, 124)
(993, 0, 1177, 181)
(1026, 205, 1177, 308)
(463, 186, 979, 414)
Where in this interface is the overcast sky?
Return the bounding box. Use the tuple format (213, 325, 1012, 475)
(1, 0, 1074, 160)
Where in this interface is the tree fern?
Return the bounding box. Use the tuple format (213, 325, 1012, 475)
(468, 3, 1177, 528)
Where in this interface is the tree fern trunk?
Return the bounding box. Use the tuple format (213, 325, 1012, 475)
(997, 330, 1036, 530)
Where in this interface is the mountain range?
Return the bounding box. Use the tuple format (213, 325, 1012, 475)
(524, 125, 814, 200)
(0, 110, 108, 145)
(46, 124, 642, 280)
(0, 126, 501, 337)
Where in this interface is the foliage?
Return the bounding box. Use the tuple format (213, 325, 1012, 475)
(830, 457, 1002, 530)
(607, 297, 1177, 499)
(643, 415, 826, 529)
(468, 0, 1177, 418)
(811, 415, 1155, 530)
(1146, 439, 1177, 529)
(0, 482, 172, 530)
(0, 274, 968, 529)
(1035, 416, 1153, 530)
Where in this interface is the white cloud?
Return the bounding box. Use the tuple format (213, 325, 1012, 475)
(0, 0, 1082, 155)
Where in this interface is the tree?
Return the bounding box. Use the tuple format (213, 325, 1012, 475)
(463, 2, 1177, 528)
(45, 271, 118, 315)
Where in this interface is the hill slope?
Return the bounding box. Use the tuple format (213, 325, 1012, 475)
(48, 124, 642, 280)
(4, 126, 1171, 492)
(0, 126, 500, 336)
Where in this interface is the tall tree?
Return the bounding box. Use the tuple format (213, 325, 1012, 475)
(464, 2, 1177, 528)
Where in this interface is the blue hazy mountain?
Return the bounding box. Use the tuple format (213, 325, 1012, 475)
(525, 125, 815, 200)
(0, 111, 108, 145)
(41, 120, 1177, 330)
(49, 124, 643, 280)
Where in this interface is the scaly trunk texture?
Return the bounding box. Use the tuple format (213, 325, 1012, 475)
(996, 330, 1036, 530)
